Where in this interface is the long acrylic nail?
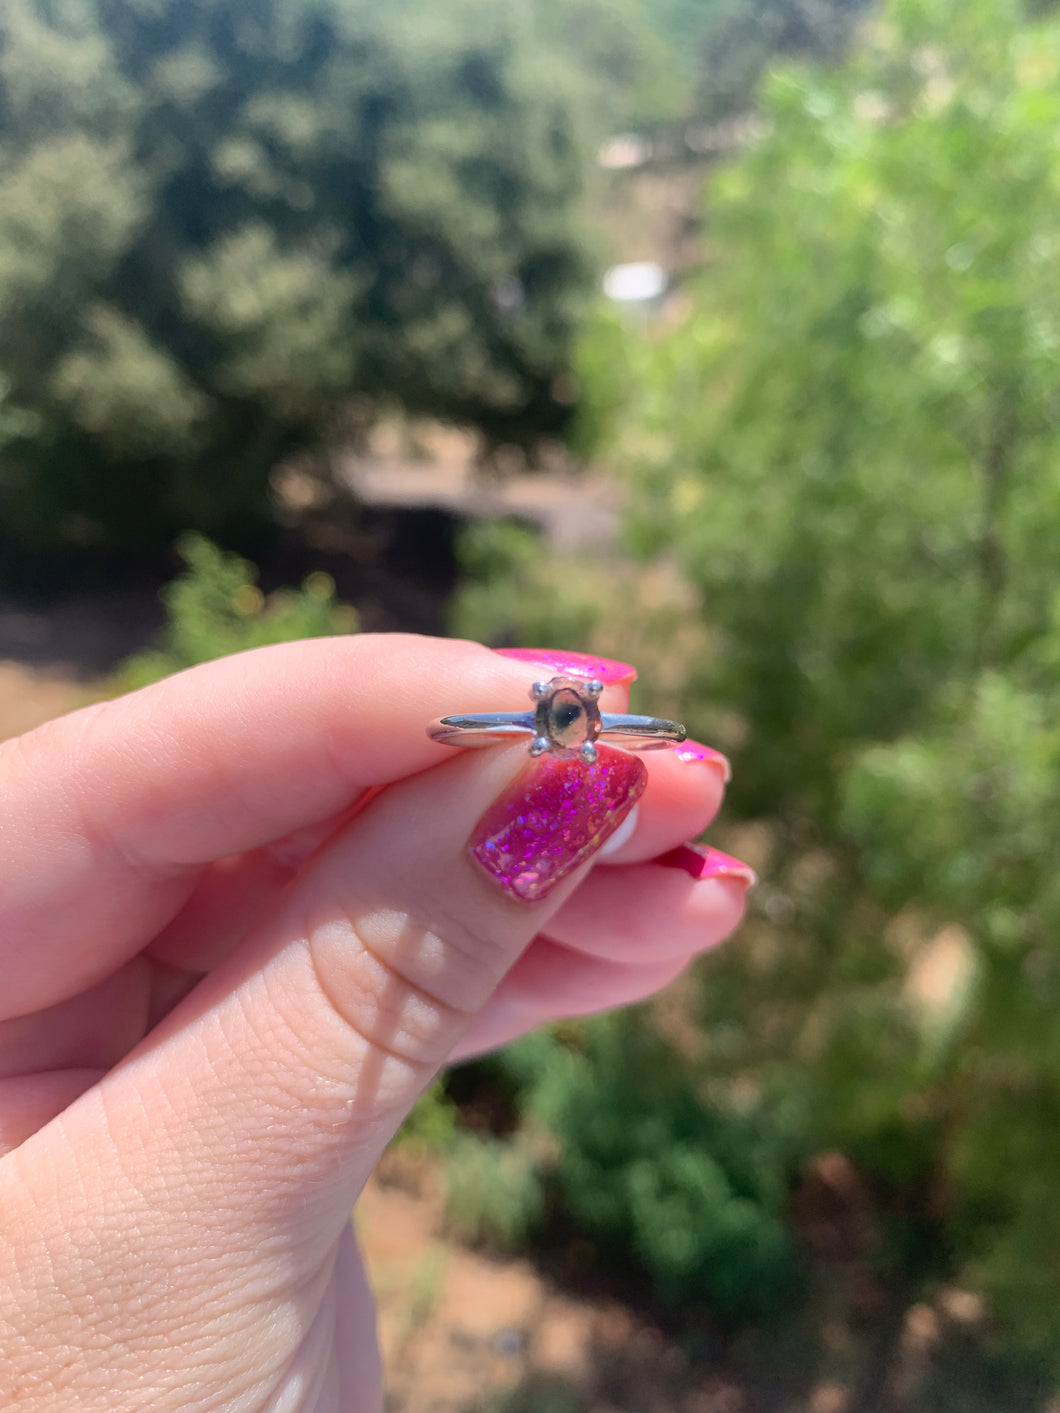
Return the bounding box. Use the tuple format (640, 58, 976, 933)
(673, 740, 732, 783)
(655, 844, 757, 888)
(470, 745, 647, 902)
(493, 647, 637, 687)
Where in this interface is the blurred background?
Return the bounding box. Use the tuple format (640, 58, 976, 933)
(2, 0, 1058, 1407)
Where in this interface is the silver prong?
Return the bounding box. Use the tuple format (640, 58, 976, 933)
(584, 679, 604, 699)
(530, 735, 551, 756)
(530, 680, 551, 701)
(579, 741, 598, 764)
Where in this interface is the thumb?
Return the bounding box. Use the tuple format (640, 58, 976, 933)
(3, 740, 644, 1407)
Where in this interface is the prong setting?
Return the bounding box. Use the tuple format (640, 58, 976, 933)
(529, 674, 604, 762)
(428, 681, 684, 756)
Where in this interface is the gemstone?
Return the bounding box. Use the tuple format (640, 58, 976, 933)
(532, 677, 602, 754)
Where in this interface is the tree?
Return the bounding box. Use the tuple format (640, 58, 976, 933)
(687, 0, 873, 120)
(592, 0, 1060, 1369)
(0, 0, 595, 551)
(530, 0, 691, 133)
(581, 0, 874, 126)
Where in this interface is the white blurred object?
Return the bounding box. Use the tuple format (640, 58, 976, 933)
(597, 133, 653, 170)
(602, 261, 668, 305)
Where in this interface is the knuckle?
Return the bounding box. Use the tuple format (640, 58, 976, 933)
(304, 894, 503, 1072)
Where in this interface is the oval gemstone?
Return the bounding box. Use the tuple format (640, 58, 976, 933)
(544, 687, 601, 750)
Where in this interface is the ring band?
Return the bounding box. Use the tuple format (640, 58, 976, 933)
(428, 674, 685, 765)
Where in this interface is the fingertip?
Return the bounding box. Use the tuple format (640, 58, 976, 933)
(492, 647, 638, 687)
(673, 740, 732, 783)
(655, 843, 757, 889)
(596, 747, 727, 865)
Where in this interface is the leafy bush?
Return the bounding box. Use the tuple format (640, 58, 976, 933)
(687, 0, 872, 121)
(395, 1079, 460, 1155)
(443, 1130, 545, 1255)
(577, 0, 1060, 1366)
(451, 520, 603, 653)
(472, 1377, 583, 1413)
(446, 0, 1060, 1374)
(115, 534, 356, 691)
(0, 0, 595, 551)
(481, 1018, 799, 1321)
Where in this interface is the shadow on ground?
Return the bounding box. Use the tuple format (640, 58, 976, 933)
(0, 505, 467, 678)
(459, 1323, 1053, 1413)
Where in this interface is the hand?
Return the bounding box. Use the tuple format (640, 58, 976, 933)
(0, 635, 752, 1411)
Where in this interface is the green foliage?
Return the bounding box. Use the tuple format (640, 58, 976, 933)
(395, 1079, 460, 1153)
(441, 1015, 798, 1317)
(471, 1377, 583, 1413)
(577, 0, 872, 125)
(567, 304, 644, 461)
(0, 0, 595, 551)
(450, 517, 711, 726)
(581, 0, 1060, 1364)
(531, 0, 690, 132)
(613, 0, 1060, 820)
(689, 0, 872, 120)
(451, 519, 603, 651)
(489, 1017, 799, 1319)
(115, 535, 356, 691)
(0, 374, 40, 453)
(443, 1130, 544, 1254)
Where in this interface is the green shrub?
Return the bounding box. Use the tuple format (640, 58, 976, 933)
(567, 0, 1060, 1367)
(471, 1377, 584, 1413)
(115, 534, 356, 691)
(443, 1130, 545, 1254)
(487, 1017, 799, 1320)
(451, 519, 602, 651)
(395, 1079, 460, 1154)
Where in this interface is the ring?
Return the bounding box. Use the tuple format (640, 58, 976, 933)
(427, 674, 686, 765)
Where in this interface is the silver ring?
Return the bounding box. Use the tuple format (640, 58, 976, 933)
(427, 674, 686, 765)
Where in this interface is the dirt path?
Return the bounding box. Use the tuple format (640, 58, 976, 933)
(359, 1173, 751, 1413)
(0, 661, 89, 742)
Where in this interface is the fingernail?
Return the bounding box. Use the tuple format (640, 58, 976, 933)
(493, 647, 637, 687)
(655, 844, 757, 888)
(470, 746, 647, 902)
(673, 740, 732, 783)
(597, 804, 639, 859)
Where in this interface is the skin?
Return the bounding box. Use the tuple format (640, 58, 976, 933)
(0, 634, 748, 1412)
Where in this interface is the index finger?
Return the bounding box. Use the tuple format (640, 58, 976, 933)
(0, 635, 633, 1019)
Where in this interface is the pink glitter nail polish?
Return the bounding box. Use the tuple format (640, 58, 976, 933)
(470, 745, 647, 902)
(493, 647, 637, 687)
(655, 844, 757, 888)
(673, 740, 732, 782)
